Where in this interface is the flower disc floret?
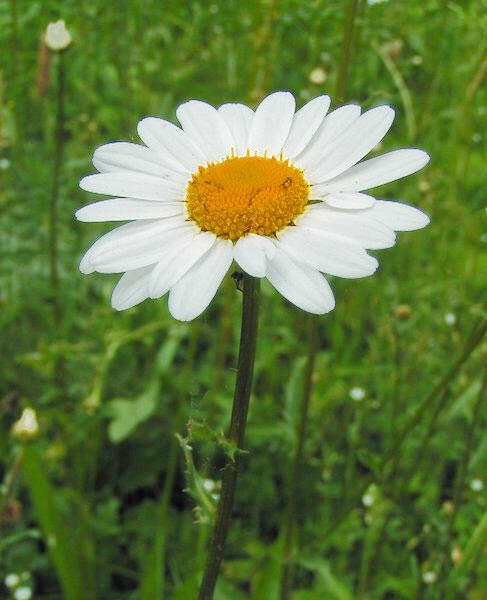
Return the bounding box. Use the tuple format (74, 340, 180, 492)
(185, 155, 309, 240)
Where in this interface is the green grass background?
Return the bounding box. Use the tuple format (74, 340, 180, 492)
(1, 0, 486, 598)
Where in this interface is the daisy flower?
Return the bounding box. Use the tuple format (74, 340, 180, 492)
(77, 91, 429, 321)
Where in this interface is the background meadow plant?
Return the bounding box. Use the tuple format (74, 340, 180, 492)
(1, 0, 487, 599)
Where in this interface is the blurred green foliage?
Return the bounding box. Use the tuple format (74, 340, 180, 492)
(1, 0, 487, 598)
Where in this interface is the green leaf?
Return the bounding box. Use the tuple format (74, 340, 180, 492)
(107, 381, 158, 443)
(297, 556, 354, 600)
(176, 434, 218, 524)
(22, 447, 90, 600)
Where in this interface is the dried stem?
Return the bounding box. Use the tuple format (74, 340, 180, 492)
(0, 447, 25, 529)
(334, 0, 360, 102)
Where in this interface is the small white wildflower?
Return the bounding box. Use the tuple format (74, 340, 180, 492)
(422, 571, 436, 584)
(470, 479, 484, 492)
(309, 67, 326, 85)
(0, 158, 10, 169)
(480, 233, 487, 243)
(368, 0, 389, 5)
(11, 408, 39, 440)
(411, 55, 423, 66)
(362, 492, 374, 507)
(14, 587, 32, 600)
(444, 313, 456, 326)
(478, 106, 487, 116)
(349, 387, 366, 401)
(203, 479, 216, 493)
(5, 574, 20, 589)
(14, 588, 32, 600)
(45, 20, 72, 52)
(471, 132, 481, 143)
(362, 484, 378, 507)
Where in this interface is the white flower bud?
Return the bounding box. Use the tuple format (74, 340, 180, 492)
(309, 67, 326, 85)
(349, 387, 366, 401)
(45, 20, 72, 52)
(5, 573, 20, 589)
(11, 408, 39, 440)
(14, 587, 32, 600)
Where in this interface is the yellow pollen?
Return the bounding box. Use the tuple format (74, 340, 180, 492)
(185, 155, 309, 241)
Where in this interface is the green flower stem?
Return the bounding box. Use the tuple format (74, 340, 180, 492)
(197, 275, 260, 600)
(279, 314, 319, 600)
(49, 52, 65, 325)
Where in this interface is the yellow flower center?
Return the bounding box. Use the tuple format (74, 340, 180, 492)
(185, 155, 309, 241)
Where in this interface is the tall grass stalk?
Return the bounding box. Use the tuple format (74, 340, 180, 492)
(49, 52, 66, 325)
(140, 324, 200, 598)
(320, 318, 487, 541)
(197, 275, 260, 600)
(334, 0, 360, 103)
(440, 368, 487, 593)
(279, 315, 319, 599)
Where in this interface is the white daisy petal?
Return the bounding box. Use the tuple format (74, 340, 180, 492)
(295, 104, 361, 171)
(168, 240, 234, 321)
(247, 91, 296, 157)
(266, 245, 335, 314)
(298, 206, 396, 249)
(282, 95, 331, 159)
(92, 225, 196, 274)
(83, 217, 190, 272)
(314, 192, 376, 209)
(217, 103, 254, 156)
(176, 100, 234, 162)
(111, 265, 153, 311)
(368, 200, 430, 231)
(306, 106, 395, 184)
(137, 117, 206, 172)
(233, 234, 276, 278)
(278, 226, 378, 278)
(75, 199, 184, 222)
(320, 149, 430, 192)
(92, 142, 188, 184)
(149, 232, 216, 298)
(79, 173, 185, 202)
(79, 250, 95, 274)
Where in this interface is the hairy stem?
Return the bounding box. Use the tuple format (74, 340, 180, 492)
(197, 275, 260, 600)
